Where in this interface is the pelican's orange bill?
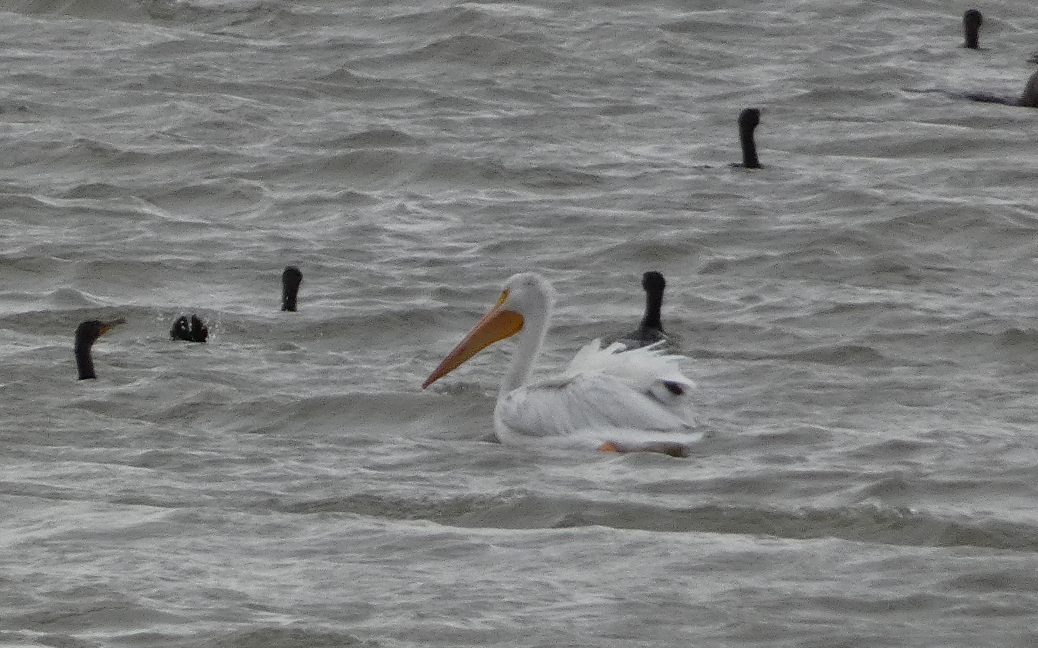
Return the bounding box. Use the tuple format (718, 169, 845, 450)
(422, 290, 523, 389)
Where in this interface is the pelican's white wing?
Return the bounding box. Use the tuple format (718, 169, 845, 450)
(565, 339, 695, 406)
(494, 340, 698, 451)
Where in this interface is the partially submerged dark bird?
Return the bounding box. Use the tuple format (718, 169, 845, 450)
(75, 318, 126, 380)
(282, 266, 302, 312)
(170, 314, 208, 343)
(615, 271, 670, 350)
(734, 108, 762, 169)
(1022, 71, 1038, 107)
(963, 9, 982, 49)
(966, 70, 1038, 107)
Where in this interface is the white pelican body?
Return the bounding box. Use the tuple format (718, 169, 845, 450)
(423, 273, 701, 456)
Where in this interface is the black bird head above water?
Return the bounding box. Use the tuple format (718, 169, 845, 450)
(737, 107, 762, 169)
(170, 314, 209, 343)
(963, 9, 982, 49)
(282, 265, 303, 312)
(74, 318, 126, 380)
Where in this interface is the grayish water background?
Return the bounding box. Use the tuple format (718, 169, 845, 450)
(3, 0, 1038, 645)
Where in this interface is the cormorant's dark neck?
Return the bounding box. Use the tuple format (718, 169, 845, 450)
(635, 272, 666, 344)
(282, 286, 298, 311)
(640, 288, 664, 334)
(282, 266, 302, 312)
(74, 319, 122, 379)
(740, 123, 761, 169)
(963, 9, 981, 49)
(75, 341, 96, 380)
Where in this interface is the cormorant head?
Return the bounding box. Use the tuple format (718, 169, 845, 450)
(642, 271, 666, 295)
(739, 107, 761, 132)
(75, 318, 125, 380)
(963, 9, 982, 49)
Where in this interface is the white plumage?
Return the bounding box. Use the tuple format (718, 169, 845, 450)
(423, 272, 700, 456)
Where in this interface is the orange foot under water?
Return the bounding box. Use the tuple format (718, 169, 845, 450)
(597, 441, 690, 458)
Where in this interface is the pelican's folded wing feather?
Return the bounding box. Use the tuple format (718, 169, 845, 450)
(496, 371, 694, 439)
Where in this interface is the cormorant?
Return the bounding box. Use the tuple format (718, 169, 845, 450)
(170, 314, 208, 343)
(963, 9, 982, 49)
(634, 270, 667, 346)
(613, 271, 671, 350)
(282, 266, 302, 312)
(966, 70, 1038, 107)
(75, 318, 125, 380)
(735, 108, 762, 169)
(1020, 71, 1038, 107)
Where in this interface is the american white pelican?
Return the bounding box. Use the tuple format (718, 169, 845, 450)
(422, 273, 701, 457)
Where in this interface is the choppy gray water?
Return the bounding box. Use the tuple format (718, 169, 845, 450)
(3, 0, 1038, 645)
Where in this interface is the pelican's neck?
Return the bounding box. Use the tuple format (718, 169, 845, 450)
(500, 302, 550, 397)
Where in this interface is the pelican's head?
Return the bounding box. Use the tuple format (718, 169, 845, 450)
(422, 273, 554, 389)
(499, 272, 556, 316)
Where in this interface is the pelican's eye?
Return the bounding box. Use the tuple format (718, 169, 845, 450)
(495, 288, 509, 308)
